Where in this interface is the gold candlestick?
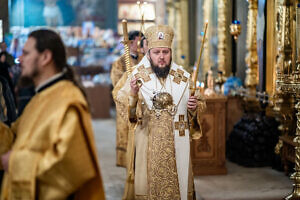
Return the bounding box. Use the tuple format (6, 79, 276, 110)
(121, 19, 133, 76)
(192, 21, 208, 96)
(285, 3, 300, 200)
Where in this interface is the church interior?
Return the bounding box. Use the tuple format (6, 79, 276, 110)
(0, 0, 298, 199)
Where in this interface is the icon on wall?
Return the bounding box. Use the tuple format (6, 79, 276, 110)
(82, 21, 95, 38)
(43, 0, 63, 26)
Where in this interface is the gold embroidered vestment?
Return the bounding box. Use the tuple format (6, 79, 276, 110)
(0, 80, 105, 200)
(111, 54, 139, 167)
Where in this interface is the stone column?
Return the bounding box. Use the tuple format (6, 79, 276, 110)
(202, 0, 212, 74)
(179, 0, 189, 68)
(165, 0, 191, 69)
(156, 0, 166, 25)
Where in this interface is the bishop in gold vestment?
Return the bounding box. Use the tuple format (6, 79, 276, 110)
(111, 30, 143, 167)
(119, 25, 205, 200)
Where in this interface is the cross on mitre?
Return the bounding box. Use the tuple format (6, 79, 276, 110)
(175, 115, 188, 136)
(169, 69, 188, 84)
(134, 65, 152, 82)
(158, 32, 164, 40)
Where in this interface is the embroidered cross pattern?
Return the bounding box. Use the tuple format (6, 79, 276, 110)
(134, 65, 152, 82)
(169, 69, 188, 84)
(175, 115, 188, 136)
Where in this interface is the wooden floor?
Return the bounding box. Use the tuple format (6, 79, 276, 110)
(92, 119, 292, 200)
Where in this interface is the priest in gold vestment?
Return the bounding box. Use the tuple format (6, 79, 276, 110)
(111, 31, 143, 167)
(118, 25, 205, 200)
(0, 29, 105, 200)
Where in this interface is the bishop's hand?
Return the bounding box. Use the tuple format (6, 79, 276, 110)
(130, 78, 139, 96)
(187, 96, 197, 111)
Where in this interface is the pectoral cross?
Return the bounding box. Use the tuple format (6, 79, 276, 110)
(175, 115, 188, 136)
(134, 65, 152, 82)
(169, 69, 188, 84)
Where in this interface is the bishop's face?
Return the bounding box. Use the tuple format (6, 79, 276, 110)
(148, 47, 172, 78)
(148, 47, 171, 68)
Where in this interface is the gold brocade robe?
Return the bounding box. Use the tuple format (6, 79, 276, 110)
(119, 57, 206, 200)
(111, 54, 138, 167)
(111, 55, 139, 87)
(0, 80, 105, 200)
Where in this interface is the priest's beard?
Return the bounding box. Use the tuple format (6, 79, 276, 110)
(149, 57, 172, 79)
(20, 60, 40, 83)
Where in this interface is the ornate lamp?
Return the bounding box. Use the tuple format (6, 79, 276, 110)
(230, 20, 241, 41)
(229, 20, 242, 78)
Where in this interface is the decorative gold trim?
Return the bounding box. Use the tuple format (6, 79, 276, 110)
(217, 0, 227, 75)
(170, 69, 188, 84)
(121, 20, 133, 76)
(174, 115, 188, 136)
(147, 111, 180, 199)
(135, 195, 148, 200)
(245, 0, 258, 88)
(272, 1, 300, 199)
(266, 0, 276, 95)
(134, 65, 152, 83)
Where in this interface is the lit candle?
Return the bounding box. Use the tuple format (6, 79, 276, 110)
(200, 82, 205, 94)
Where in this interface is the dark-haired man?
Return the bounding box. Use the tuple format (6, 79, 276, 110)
(0, 29, 105, 200)
(111, 30, 143, 167)
(119, 25, 206, 200)
(140, 36, 148, 55)
(111, 30, 143, 86)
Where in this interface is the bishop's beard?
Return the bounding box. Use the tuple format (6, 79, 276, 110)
(149, 58, 172, 79)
